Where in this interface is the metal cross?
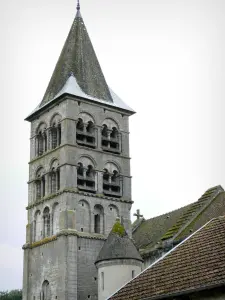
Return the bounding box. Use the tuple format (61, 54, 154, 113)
(77, 0, 80, 10)
(133, 209, 143, 220)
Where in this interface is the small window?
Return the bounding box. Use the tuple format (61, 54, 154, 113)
(132, 270, 135, 279)
(101, 272, 104, 290)
(81, 228, 84, 232)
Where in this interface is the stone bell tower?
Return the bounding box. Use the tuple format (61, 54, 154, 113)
(22, 3, 135, 300)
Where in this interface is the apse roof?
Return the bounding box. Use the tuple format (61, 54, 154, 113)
(95, 220, 143, 264)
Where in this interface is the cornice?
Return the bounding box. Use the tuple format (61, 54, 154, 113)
(26, 188, 133, 210)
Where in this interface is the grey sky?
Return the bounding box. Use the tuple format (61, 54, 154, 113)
(1, 0, 225, 290)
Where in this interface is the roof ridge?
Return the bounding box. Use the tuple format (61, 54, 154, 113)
(161, 186, 223, 241)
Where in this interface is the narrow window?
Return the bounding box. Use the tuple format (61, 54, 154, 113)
(58, 124, 61, 146)
(44, 132, 47, 152)
(51, 126, 57, 149)
(101, 272, 104, 290)
(94, 214, 100, 233)
(42, 176, 45, 197)
(132, 270, 135, 279)
(51, 170, 56, 194)
(36, 180, 41, 200)
(57, 169, 60, 191)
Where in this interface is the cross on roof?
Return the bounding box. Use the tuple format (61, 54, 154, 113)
(77, 0, 80, 10)
(133, 209, 143, 220)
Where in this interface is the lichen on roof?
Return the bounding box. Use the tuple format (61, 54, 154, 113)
(112, 220, 126, 236)
(95, 220, 143, 264)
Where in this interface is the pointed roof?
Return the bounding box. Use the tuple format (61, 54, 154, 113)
(41, 6, 113, 106)
(95, 220, 143, 264)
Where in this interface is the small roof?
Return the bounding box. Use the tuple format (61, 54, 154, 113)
(110, 216, 225, 299)
(95, 220, 143, 264)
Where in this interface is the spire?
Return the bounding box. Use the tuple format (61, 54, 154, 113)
(40, 4, 113, 106)
(95, 220, 143, 264)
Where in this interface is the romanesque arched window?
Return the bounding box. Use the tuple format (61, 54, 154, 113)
(50, 114, 62, 150)
(42, 280, 50, 300)
(101, 119, 121, 153)
(103, 163, 122, 197)
(76, 113, 96, 148)
(33, 210, 41, 242)
(35, 168, 45, 200)
(49, 160, 60, 194)
(94, 204, 104, 234)
(36, 123, 47, 157)
(77, 157, 96, 193)
(43, 207, 51, 238)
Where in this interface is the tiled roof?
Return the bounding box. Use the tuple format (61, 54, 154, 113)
(95, 221, 143, 264)
(109, 216, 225, 300)
(133, 186, 224, 256)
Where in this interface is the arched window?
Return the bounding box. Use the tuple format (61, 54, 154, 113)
(76, 114, 96, 148)
(35, 168, 45, 200)
(77, 158, 96, 193)
(43, 207, 50, 238)
(36, 123, 47, 157)
(94, 205, 104, 234)
(101, 119, 121, 154)
(49, 160, 60, 194)
(42, 280, 50, 300)
(103, 163, 122, 197)
(33, 210, 41, 242)
(50, 115, 62, 150)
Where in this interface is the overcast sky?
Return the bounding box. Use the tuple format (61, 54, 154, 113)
(1, 0, 225, 291)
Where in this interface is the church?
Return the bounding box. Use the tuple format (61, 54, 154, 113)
(22, 2, 225, 300)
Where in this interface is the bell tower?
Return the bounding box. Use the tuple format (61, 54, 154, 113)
(22, 3, 135, 300)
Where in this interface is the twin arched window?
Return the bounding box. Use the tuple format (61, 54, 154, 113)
(35, 161, 60, 201)
(33, 203, 59, 242)
(101, 119, 121, 153)
(35, 115, 61, 157)
(76, 117, 96, 148)
(103, 163, 121, 197)
(77, 160, 96, 192)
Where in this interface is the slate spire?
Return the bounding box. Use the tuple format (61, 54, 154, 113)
(41, 4, 113, 106)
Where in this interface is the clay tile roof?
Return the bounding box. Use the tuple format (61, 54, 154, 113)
(41, 8, 113, 106)
(95, 221, 143, 264)
(109, 216, 225, 300)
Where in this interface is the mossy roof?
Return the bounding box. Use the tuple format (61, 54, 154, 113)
(95, 221, 143, 264)
(133, 185, 224, 256)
